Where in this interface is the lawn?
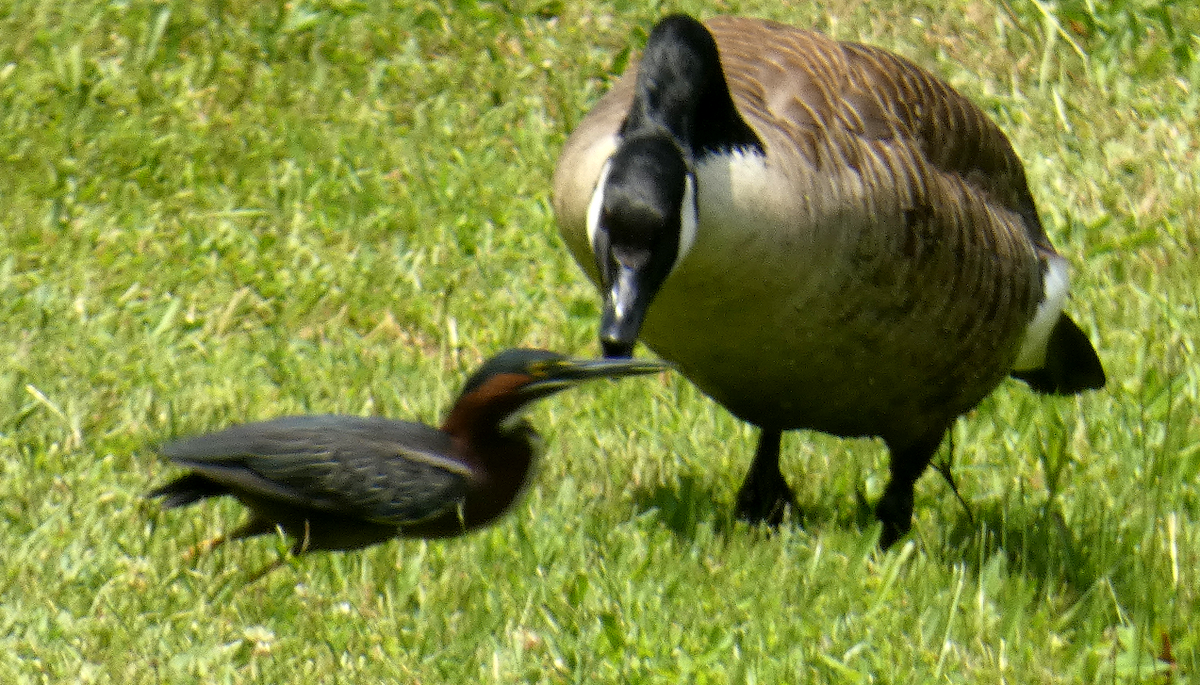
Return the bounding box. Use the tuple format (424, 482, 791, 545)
(1, 0, 1197, 681)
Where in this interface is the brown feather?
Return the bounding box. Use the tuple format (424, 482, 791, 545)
(554, 15, 1102, 456)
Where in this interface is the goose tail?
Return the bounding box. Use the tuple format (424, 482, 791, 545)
(1011, 315, 1106, 395)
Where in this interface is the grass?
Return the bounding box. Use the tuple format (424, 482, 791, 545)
(1, 0, 1198, 681)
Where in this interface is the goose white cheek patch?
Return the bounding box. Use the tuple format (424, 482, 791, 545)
(1013, 255, 1070, 370)
(586, 159, 613, 254)
(674, 174, 698, 270)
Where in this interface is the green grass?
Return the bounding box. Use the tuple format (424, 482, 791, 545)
(1, 0, 1198, 681)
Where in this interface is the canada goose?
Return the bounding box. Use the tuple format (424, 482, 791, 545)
(552, 14, 1105, 548)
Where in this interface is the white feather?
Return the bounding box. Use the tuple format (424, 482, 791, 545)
(585, 159, 613, 254)
(674, 173, 698, 270)
(1013, 255, 1070, 370)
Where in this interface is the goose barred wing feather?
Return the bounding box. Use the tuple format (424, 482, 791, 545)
(161, 416, 470, 526)
(706, 16, 1050, 249)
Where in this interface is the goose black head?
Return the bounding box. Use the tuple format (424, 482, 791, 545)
(586, 14, 760, 359)
(588, 134, 696, 359)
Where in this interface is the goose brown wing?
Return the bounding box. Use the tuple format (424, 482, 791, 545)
(706, 15, 1053, 252)
(162, 416, 469, 526)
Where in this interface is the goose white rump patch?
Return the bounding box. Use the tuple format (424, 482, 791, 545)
(1013, 255, 1070, 371)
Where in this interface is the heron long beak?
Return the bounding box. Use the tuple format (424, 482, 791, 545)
(518, 355, 668, 400)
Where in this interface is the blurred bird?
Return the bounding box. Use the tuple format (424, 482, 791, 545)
(553, 14, 1105, 547)
(149, 349, 665, 556)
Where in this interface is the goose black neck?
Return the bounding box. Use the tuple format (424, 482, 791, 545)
(622, 14, 761, 156)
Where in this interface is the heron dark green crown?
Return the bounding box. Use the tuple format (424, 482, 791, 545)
(457, 348, 667, 410)
(457, 348, 568, 397)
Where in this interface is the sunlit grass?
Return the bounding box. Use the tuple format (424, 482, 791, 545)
(1, 0, 1197, 681)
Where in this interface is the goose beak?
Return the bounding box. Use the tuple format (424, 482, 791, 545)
(600, 264, 646, 358)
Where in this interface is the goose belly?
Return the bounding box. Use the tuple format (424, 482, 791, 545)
(638, 199, 1041, 439)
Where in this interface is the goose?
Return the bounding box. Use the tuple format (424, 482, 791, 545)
(552, 14, 1105, 548)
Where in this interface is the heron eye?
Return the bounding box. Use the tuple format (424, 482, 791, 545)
(527, 360, 554, 379)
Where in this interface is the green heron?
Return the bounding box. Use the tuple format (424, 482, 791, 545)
(552, 14, 1105, 547)
(148, 348, 666, 554)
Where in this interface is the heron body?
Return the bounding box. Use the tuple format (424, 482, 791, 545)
(149, 349, 666, 553)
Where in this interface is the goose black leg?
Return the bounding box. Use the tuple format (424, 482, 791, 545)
(735, 427, 796, 526)
(877, 431, 946, 549)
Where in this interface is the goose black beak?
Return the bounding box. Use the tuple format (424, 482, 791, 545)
(599, 264, 646, 358)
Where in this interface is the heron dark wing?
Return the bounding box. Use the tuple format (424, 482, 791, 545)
(163, 415, 470, 526)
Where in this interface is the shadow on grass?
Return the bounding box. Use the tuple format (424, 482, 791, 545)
(630, 474, 1104, 595)
(933, 499, 1102, 592)
(627, 474, 874, 543)
(628, 475, 728, 540)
